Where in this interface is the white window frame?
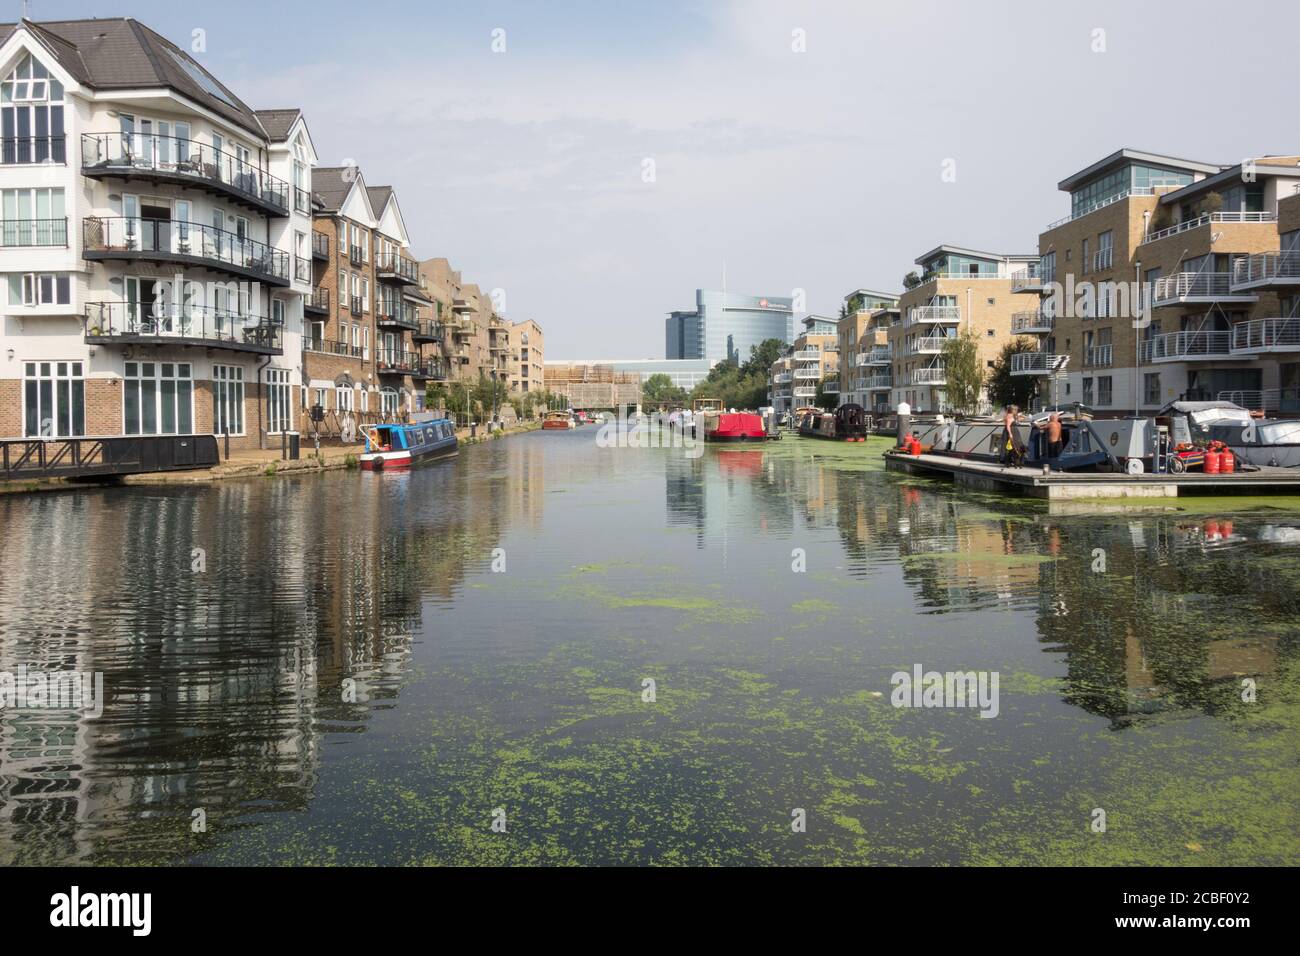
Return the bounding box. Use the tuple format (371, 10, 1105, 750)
(213, 364, 246, 436)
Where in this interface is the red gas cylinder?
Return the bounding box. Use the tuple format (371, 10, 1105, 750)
(909, 436, 921, 456)
(1220, 446, 1236, 473)
(1204, 447, 1221, 474)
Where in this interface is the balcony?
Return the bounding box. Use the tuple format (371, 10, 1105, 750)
(1085, 343, 1114, 367)
(1011, 352, 1067, 376)
(84, 302, 282, 355)
(312, 232, 330, 260)
(1141, 211, 1277, 246)
(1092, 246, 1114, 272)
(305, 338, 364, 359)
(375, 251, 420, 285)
(1, 218, 68, 247)
(349, 295, 364, 316)
(348, 245, 364, 267)
(908, 335, 949, 356)
(410, 359, 447, 382)
(822, 380, 840, 395)
(773, 372, 793, 384)
(452, 297, 475, 313)
(1152, 272, 1257, 308)
(1010, 265, 1044, 293)
(80, 133, 289, 217)
(376, 301, 418, 332)
(906, 305, 960, 326)
(1230, 318, 1300, 354)
(1231, 251, 1300, 291)
(793, 385, 817, 399)
(376, 350, 420, 375)
(793, 368, 821, 379)
(293, 255, 311, 283)
(793, 349, 821, 361)
(1011, 309, 1054, 334)
(293, 186, 311, 216)
(82, 217, 290, 286)
(911, 366, 947, 386)
(859, 347, 892, 366)
(412, 320, 443, 343)
(2, 134, 66, 165)
(1142, 330, 1230, 363)
(305, 288, 330, 315)
(862, 374, 893, 390)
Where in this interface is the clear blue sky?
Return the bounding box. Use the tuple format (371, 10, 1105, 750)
(23, 0, 1300, 358)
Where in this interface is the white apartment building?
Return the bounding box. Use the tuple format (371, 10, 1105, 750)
(0, 17, 316, 450)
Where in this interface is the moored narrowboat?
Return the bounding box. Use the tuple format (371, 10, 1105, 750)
(703, 411, 775, 442)
(542, 411, 575, 430)
(360, 419, 458, 470)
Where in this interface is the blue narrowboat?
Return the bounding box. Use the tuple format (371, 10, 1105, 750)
(360, 419, 458, 470)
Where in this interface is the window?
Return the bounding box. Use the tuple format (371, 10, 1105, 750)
(380, 387, 399, 416)
(361, 278, 369, 312)
(1, 54, 65, 164)
(1144, 373, 1161, 406)
(23, 360, 83, 437)
(1082, 377, 1094, 406)
(1081, 238, 1090, 275)
(7, 272, 70, 305)
(1097, 375, 1113, 406)
(272, 298, 285, 326)
(213, 365, 245, 435)
(2, 187, 65, 245)
(337, 386, 354, 412)
(267, 367, 291, 433)
(123, 361, 193, 435)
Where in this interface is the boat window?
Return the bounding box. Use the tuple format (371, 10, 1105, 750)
(1258, 422, 1300, 443)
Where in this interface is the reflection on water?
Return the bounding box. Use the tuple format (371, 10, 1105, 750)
(1, 432, 1296, 865)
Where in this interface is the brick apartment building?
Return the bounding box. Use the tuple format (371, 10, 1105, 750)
(509, 318, 544, 393)
(303, 168, 441, 424)
(1012, 149, 1300, 416)
(892, 245, 1038, 413)
(836, 289, 898, 411)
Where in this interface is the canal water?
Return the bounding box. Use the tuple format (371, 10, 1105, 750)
(1, 429, 1296, 865)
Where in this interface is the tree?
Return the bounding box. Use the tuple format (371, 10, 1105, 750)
(814, 378, 838, 411)
(741, 338, 788, 378)
(902, 271, 923, 290)
(940, 329, 984, 415)
(642, 373, 686, 407)
(987, 339, 1038, 410)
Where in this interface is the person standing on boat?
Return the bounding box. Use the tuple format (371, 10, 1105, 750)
(1036, 412, 1064, 461)
(896, 399, 911, 448)
(1001, 405, 1024, 467)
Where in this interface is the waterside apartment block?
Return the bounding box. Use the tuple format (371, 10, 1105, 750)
(891, 245, 1037, 413)
(836, 289, 899, 412)
(1014, 148, 1300, 415)
(0, 17, 316, 449)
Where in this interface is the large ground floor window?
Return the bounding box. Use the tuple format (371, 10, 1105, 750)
(124, 361, 193, 435)
(24, 360, 84, 437)
(214, 365, 245, 436)
(267, 368, 291, 434)
(380, 387, 399, 417)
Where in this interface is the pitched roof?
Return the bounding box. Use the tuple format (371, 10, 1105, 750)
(312, 167, 358, 214)
(254, 109, 301, 141)
(366, 186, 393, 214)
(0, 17, 266, 138)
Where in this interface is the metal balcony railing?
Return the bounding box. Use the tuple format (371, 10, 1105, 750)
(1085, 343, 1114, 367)
(0, 217, 68, 247)
(1011, 309, 1054, 333)
(312, 232, 330, 258)
(2, 134, 67, 165)
(82, 216, 289, 283)
(306, 287, 330, 312)
(911, 366, 947, 385)
(1011, 352, 1066, 375)
(1144, 330, 1230, 361)
(375, 250, 420, 283)
(1231, 251, 1300, 289)
(1151, 272, 1245, 305)
(80, 132, 288, 213)
(83, 301, 282, 354)
(906, 305, 961, 326)
(1230, 318, 1300, 353)
(1142, 210, 1277, 245)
